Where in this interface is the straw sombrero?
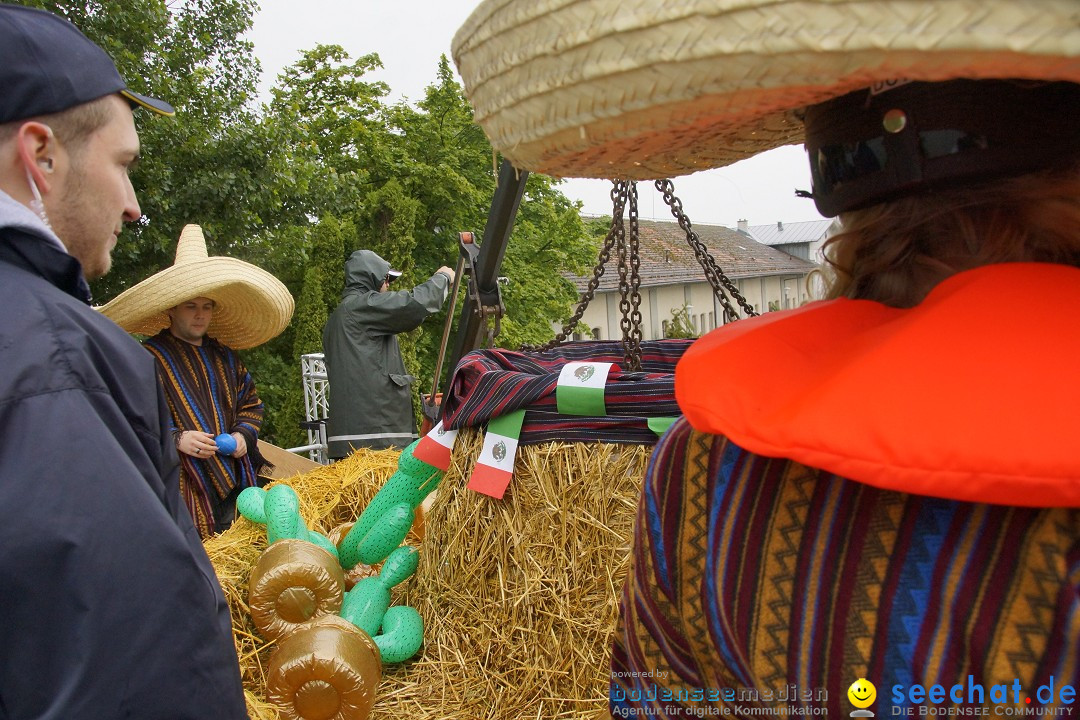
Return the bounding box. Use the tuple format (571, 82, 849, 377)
(100, 225, 294, 350)
(451, 0, 1080, 180)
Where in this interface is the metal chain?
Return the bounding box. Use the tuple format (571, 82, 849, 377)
(654, 179, 757, 320)
(624, 182, 643, 371)
(480, 305, 502, 347)
(526, 178, 746, 357)
(524, 181, 629, 352)
(615, 185, 633, 365)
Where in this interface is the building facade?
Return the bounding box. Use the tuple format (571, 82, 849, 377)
(739, 218, 837, 264)
(567, 218, 819, 341)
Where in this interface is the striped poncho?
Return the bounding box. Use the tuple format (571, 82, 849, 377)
(144, 330, 264, 538)
(610, 265, 1080, 717)
(610, 426, 1080, 717)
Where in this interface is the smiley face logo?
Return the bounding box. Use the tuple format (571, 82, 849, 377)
(848, 678, 877, 709)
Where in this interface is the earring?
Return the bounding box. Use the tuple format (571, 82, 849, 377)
(43, 158, 54, 172)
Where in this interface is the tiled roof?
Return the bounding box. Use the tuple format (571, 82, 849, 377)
(569, 218, 817, 292)
(745, 219, 834, 246)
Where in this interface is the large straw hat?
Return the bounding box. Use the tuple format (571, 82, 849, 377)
(100, 225, 294, 350)
(451, 0, 1080, 180)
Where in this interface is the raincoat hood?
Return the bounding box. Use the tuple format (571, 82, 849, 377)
(344, 249, 392, 294)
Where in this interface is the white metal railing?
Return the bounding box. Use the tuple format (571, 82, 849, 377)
(285, 352, 329, 464)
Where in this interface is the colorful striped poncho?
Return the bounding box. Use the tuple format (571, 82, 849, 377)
(144, 330, 264, 538)
(610, 423, 1080, 718)
(610, 265, 1080, 718)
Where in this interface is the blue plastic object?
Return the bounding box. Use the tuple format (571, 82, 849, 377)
(215, 433, 237, 455)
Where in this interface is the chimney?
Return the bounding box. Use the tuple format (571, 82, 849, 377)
(737, 219, 748, 234)
(777, 221, 784, 231)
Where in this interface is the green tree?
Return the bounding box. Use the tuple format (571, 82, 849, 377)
(13, 0, 324, 445)
(16, 4, 607, 443)
(271, 217, 351, 448)
(267, 44, 391, 219)
(664, 303, 699, 339)
(10, 0, 304, 301)
(383, 56, 599, 387)
(266, 50, 601, 420)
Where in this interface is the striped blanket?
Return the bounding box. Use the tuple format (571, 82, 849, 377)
(611, 419, 1080, 718)
(441, 339, 692, 445)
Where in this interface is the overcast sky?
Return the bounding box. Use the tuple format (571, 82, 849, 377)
(247, 0, 825, 228)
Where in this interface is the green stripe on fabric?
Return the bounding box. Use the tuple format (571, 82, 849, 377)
(647, 417, 678, 436)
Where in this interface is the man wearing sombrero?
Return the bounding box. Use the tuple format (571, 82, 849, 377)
(101, 224, 294, 538)
(0, 5, 248, 717)
(449, 0, 1080, 716)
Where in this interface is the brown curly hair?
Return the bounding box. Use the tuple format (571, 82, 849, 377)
(823, 165, 1080, 307)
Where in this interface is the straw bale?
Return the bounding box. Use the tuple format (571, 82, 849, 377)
(206, 434, 650, 720)
(205, 448, 403, 720)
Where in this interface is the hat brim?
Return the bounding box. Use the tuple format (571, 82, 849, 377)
(120, 89, 175, 117)
(452, 0, 1080, 180)
(99, 257, 294, 349)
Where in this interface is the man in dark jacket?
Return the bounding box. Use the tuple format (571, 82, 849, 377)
(0, 5, 247, 718)
(323, 249, 455, 458)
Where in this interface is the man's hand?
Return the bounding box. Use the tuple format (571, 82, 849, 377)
(436, 266, 455, 284)
(179, 430, 216, 459)
(230, 432, 248, 458)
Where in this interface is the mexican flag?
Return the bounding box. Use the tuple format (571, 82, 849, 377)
(556, 361, 617, 416)
(467, 409, 526, 499)
(412, 419, 459, 471)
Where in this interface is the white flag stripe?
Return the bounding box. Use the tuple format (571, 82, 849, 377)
(480, 432, 519, 474)
(427, 420, 459, 450)
(558, 361, 613, 391)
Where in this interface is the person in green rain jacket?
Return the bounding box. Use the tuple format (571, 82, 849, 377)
(322, 249, 454, 458)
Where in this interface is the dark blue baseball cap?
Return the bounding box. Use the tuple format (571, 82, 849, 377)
(0, 3, 174, 125)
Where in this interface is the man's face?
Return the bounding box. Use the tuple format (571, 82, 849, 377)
(48, 95, 141, 280)
(168, 297, 215, 344)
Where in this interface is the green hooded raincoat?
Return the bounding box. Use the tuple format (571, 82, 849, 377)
(322, 250, 450, 457)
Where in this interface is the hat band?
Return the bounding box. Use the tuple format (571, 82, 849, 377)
(804, 80, 1080, 216)
(812, 128, 994, 205)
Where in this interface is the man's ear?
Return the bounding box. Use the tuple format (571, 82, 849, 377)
(15, 121, 57, 193)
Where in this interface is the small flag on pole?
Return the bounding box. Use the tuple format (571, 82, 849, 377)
(412, 420, 459, 471)
(467, 409, 526, 499)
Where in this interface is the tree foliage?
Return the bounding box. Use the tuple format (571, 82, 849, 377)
(16, 2, 603, 445)
(664, 304, 699, 339)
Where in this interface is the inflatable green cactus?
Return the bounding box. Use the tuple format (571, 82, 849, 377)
(237, 484, 339, 560)
(339, 545, 424, 664)
(242, 442, 441, 667)
(338, 440, 444, 569)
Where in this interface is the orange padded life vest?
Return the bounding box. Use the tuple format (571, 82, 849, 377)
(676, 262, 1080, 507)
